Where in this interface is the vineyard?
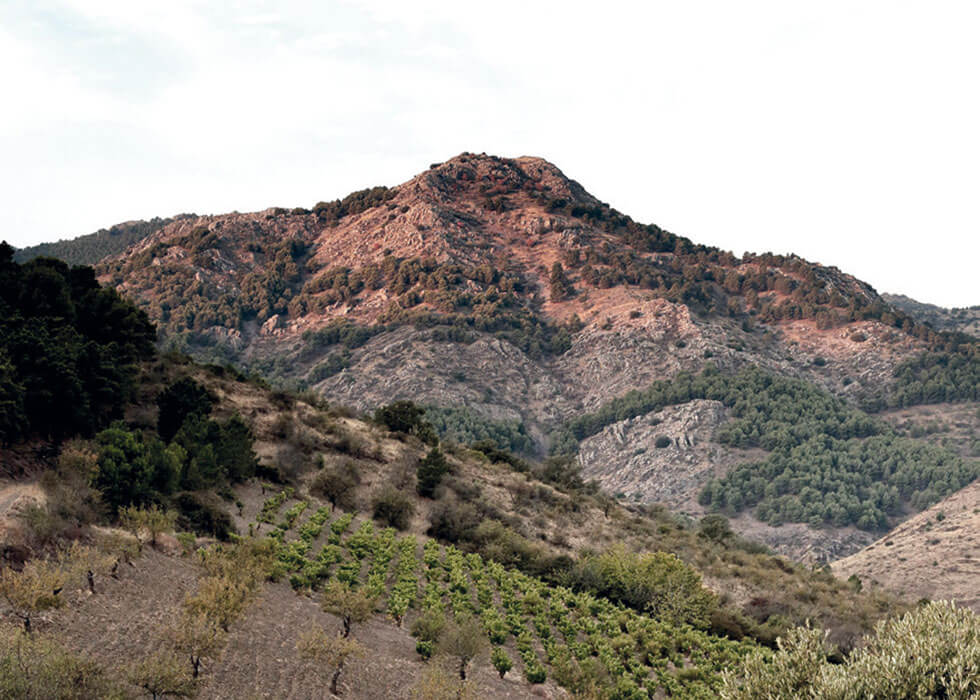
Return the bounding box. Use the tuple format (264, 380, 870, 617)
(247, 488, 760, 698)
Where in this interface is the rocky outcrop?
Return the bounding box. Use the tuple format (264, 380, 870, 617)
(578, 400, 732, 508)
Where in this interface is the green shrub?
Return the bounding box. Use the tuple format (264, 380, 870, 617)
(172, 492, 236, 540)
(491, 646, 513, 678)
(722, 602, 980, 699)
(371, 485, 415, 530)
(427, 497, 480, 543)
(374, 400, 437, 445)
(567, 545, 717, 627)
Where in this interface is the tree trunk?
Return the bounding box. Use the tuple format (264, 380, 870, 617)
(459, 659, 467, 680)
(87, 570, 95, 594)
(22, 614, 30, 634)
(192, 655, 200, 678)
(330, 666, 342, 695)
(342, 617, 351, 638)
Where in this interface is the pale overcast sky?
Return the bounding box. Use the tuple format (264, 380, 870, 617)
(2, 1, 977, 306)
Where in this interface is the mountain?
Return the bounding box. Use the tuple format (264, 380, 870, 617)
(22, 153, 980, 562)
(883, 293, 980, 338)
(1, 196, 976, 698)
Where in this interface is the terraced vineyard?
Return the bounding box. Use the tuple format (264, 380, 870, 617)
(248, 489, 760, 698)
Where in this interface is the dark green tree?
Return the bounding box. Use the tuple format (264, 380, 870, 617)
(157, 378, 215, 442)
(417, 447, 449, 497)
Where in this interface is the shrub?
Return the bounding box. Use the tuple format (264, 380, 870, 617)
(311, 459, 361, 510)
(172, 492, 236, 540)
(491, 646, 513, 678)
(699, 514, 733, 542)
(567, 545, 717, 627)
(371, 485, 415, 530)
(411, 608, 446, 645)
(722, 602, 980, 699)
(427, 497, 480, 544)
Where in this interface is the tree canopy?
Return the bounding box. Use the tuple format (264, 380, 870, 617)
(0, 244, 155, 444)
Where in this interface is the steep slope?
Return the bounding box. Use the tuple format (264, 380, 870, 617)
(1, 353, 912, 699)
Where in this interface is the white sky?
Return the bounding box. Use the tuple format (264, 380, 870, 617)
(1, 1, 978, 307)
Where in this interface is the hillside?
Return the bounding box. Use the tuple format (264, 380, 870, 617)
(884, 293, 980, 338)
(1, 250, 976, 698)
(833, 478, 980, 613)
(0, 353, 905, 698)
(56, 152, 976, 562)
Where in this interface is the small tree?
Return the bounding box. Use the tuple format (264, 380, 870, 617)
(296, 624, 366, 696)
(549, 261, 574, 301)
(436, 615, 488, 681)
(169, 612, 225, 679)
(0, 558, 67, 633)
(183, 575, 250, 632)
(416, 447, 449, 498)
(0, 626, 120, 698)
(321, 581, 375, 639)
(61, 542, 116, 595)
(119, 505, 178, 549)
(128, 650, 196, 700)
(373, 401, 437, 444)
(410, 660, 476, 700)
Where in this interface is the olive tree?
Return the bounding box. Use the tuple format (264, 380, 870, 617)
(296, 624, 365, 696)
(320, 581, 375, 639)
